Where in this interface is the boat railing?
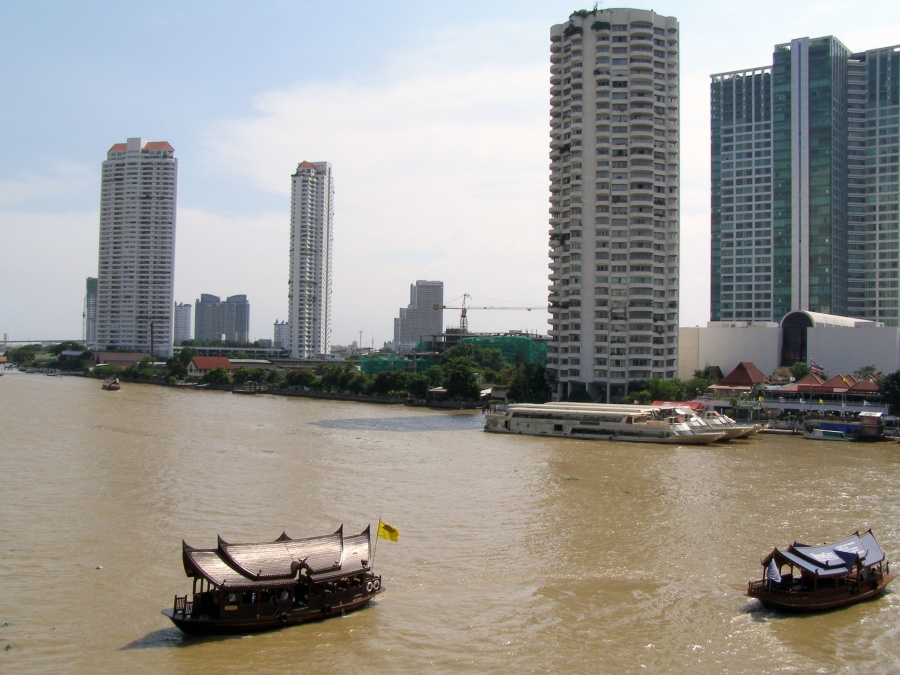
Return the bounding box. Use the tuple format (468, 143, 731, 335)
(173, 594, 193, 617)
(748, 577, 876, 602)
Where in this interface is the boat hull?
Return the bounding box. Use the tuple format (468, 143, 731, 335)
(746, 573, 895, 612)
(162, 591, 380, 635)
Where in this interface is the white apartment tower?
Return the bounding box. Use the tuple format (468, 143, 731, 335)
(96, 138, 177, 357)
(288, 161, 334, 358)
(548, 9, 679, 402)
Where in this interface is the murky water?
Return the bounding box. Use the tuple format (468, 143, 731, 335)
(1, 371, 899, 673)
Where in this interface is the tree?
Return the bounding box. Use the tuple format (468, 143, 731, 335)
(443, 361, 480, 400)
(879, 371, 900, 413)
(231, 367, 252, 386)
(789, 361, 811, 380)
(855, 365, 878, 379)
(201, 367, 230, 384)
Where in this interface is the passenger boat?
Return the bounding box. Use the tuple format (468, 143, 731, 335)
(804, 427, 851, 441)
(483, 402, 726, 444)
(746, 529, 894, 612)
(101, 377, 120, 391)
(695, 410, 760, 439)
(162, 525, 383, 635)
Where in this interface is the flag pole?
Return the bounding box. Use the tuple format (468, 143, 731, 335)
(371, 515, 381, 569)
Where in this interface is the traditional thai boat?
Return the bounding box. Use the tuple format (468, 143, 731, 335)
(101, 377, 120, 391)
(483, 402, 726, 444)
(162, 525, 383, 635)
(746, 529, 894, 611)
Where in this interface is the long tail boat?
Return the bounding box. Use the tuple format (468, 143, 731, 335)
(746, 529, 894, 611)
(162, 525, 383, 635)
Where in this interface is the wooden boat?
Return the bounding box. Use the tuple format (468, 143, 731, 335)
(162, 525, 383, 635)
(804, 427, 851, 441)
(483, 402, 726, 444)
(746, 529, 894, 611)
(101, 377, 120, 391)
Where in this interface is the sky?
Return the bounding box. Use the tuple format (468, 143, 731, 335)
(1, 1, 898, 347)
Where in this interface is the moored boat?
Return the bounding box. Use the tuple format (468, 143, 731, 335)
(162, 525, 383, 635)
(102, 377, 120, 391)
(746, 529, 894, 612)
(483, 402, 726, 444)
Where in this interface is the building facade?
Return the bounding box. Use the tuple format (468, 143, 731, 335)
(193, 293, 250, 343)
(96, 138, 177, 357)
(548, 9, 680, 401)
(273, 320, 290, 350)
(84, 277, 98, 346)
(711, 38, 900, 325)
(288, 161, 334, 358)
(174, 302, 192, 345)
(393, 280, 444, 348)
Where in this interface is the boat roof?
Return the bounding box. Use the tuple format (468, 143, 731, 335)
(762, 529, 886, 578)
(181, 525, 373, 589)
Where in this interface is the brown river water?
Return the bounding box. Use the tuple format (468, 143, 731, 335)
(1, 370, 899, 673)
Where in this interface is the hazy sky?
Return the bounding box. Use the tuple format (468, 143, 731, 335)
(1, 1, 897, 347)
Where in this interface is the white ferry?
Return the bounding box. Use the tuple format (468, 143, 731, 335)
(484, 403, 727, 445)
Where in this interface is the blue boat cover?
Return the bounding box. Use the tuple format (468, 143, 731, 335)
(762, 530, 885, 578)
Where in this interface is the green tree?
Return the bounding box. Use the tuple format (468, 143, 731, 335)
(284, 368, 316, 389)
(443, 361, 480, 400)
(855, 365, 878, 379)
(201, 367, 230, 384)
(879, 371, 900, 413)
(231, 367, 252, 386)
(789, 361, 812, 380)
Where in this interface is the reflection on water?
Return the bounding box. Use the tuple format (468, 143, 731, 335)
(1, 371, 899, 673)
(314, 414, 483, 432)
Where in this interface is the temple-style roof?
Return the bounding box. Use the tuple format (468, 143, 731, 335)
(181, 525, 372, 589)
(762, 529, 885, 579)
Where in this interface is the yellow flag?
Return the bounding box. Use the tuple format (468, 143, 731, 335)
(377, 520, 399, 542)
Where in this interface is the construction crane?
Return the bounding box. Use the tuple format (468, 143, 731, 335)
(434, 294, 545, 333)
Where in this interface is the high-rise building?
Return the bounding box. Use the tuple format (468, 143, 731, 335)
(273, 320, 290, 350)
(393, 280, 444, 347)
(96, 138, 177, 357)
(194, 293, 251, 343)
(174, 302, 192, 345)
(548, 9, 680, 401)
(194, 293, 221, 342)
(84, 277, 98, 346)
(711, 38, 900, 325)
(288, 161, 334, 358)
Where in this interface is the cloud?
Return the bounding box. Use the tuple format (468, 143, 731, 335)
(198, 51, 553, 344)
(0, 161, 96, 208)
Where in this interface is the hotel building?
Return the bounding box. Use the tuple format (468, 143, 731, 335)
(711, 38, 900, 325)
(548, 9, 680, 401)
(96, 138, 177, 357)
(288, 161, 334, 358)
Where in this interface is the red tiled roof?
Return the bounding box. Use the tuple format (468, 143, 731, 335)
(795, 373, 824, 386)
(144, 141, 174, 151)
(849, 377, 880, 392)
(718, 361, 768, 387)
(190, 356, 233, 371)
(109, 143, 127, 152)
(298, 160, 317, 170)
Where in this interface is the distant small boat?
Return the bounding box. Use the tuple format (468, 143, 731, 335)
(804, 428, 850, 441)
(101, 377, 120, 391)
(162, 525, 383, 635)
(747, 529, 895, 612)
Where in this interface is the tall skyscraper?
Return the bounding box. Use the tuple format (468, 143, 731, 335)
(393, 280, 444, 347)
(711, 38, 900, 324)
(174, 302, 192, 345)
(288, 161, 334, 358)
(548, 9, 680, 401)
(84, 277, 97, 346)
(194, 293, 222, 342)
(194, 293, 251, 343)
(96, 138, 177, 357)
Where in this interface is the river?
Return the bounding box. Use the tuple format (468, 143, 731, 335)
(1, 371, 899, 673)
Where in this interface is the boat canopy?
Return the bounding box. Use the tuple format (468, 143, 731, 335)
(761, 529, 885, 578)
(181, 525, 373, 589)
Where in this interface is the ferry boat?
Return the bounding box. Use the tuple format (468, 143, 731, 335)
(696, 410, 760, 439)
(101, 377, 120, 391)
(162, 525, 383, 635)
(746, 529, 894, 612)
(484, 403, 726, 444)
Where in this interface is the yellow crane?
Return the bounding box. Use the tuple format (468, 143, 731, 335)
(434, 294, 545, 333)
